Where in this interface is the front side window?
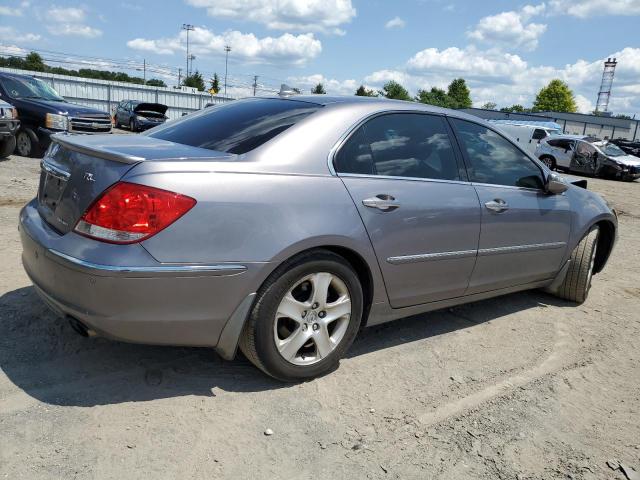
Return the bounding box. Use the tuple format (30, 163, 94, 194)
(576, 141, 597, 156)
(334, 113, 460, 181)
(147, 98, 320, 155)
(451, 118, 545, 189)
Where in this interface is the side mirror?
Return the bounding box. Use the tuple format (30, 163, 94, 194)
(546, 172, 568, 194)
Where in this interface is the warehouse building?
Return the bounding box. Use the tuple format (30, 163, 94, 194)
(461, 108, 640, 141)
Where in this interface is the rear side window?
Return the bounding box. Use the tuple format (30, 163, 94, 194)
(147, 98, 320, 155)
(334, 113, 460, 181)
(451, 118, 545, 189)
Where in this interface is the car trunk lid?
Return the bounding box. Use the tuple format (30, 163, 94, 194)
(37, 133, 233, 234)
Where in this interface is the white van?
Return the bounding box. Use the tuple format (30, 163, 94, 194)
(491, 124, 554, 157)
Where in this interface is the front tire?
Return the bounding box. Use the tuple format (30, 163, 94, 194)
(553, 227, 599, 304)
(0, 136, 16, 158)
(540, 155, 556, 170)
(130, 118, 137, 133)
(239, 250, 363, 382)
(15, 128, 40, 157)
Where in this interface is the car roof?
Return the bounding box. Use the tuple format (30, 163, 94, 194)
(241, 95, 486, 123)
(0, 72, 40, 81)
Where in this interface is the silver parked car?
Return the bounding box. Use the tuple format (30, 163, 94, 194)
(20, 97, 617, 381)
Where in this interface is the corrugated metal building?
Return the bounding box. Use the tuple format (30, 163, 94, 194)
(0, 67, 233, 120)
(461, 108, 640, 141)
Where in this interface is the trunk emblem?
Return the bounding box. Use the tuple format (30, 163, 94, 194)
(83, 172, 95, 182)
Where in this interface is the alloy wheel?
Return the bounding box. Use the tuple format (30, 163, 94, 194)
(273, 272, 352, 366)
(16, 132, 31, 157)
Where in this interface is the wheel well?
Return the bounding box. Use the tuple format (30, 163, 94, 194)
(272, 246, 375, 328)
(593, 220, 615, 274)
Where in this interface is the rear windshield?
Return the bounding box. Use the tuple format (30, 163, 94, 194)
(146, 98, 320, 155)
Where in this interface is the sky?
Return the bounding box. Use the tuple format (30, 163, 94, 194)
(1, 0, 640, 116)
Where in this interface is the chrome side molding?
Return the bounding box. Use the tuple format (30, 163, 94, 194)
(387, 242, 566, 265)
(47, 248, 247, 278)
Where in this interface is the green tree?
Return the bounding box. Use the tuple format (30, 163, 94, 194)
(355, 85, 377, 97)
(380, 80, 412, 101)
(24, 52, 46, 71)
(532, 79, 577, 113)
(183, 71, 206, 91)
(209, 73, 220, 93)
(447, 78, 472, 108)
(416, 87, 458, 108)
(481, 102, 497, 110)
(500, 104, 527, 113)
(311, 83, 326, 94)
(146, 78, 167, 87)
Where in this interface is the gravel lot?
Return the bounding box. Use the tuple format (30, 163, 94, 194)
(0, 151, 639, 479)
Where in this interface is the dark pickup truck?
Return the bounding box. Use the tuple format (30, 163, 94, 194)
(0, 99, 19, 158)
(0, 72, 112, 157)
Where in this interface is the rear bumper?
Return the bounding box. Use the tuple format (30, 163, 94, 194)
(19, 199, 263, 350)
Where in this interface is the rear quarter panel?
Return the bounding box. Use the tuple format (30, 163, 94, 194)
(125, 164, 388, 304)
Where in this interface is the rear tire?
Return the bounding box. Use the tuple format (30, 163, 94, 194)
(0, 136, 16, 158)
(553, 227, 599, 304)
(239, 250, 363, 382)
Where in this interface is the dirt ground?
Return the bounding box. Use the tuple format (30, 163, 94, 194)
(0, 150, 639, 480)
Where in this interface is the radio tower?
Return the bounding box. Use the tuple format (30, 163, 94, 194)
(595, 57, 617, 114)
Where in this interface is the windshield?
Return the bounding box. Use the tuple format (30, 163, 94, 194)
(601, 143, 626, 157)
(146, 98, 321, 155)
(0, 76, 65, 102)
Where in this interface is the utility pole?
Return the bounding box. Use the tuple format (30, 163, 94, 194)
(182, 24, 194, 80)
(188, 54, 196, 76)
(253, 75, 258, 96)
(178, 68, 182, 87)
(224, 45, 231, 97)
(143, 59, 146, 85)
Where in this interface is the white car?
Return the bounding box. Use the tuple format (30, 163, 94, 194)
(536, 135, 640, 181)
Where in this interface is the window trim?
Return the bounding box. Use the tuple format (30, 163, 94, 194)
(447, 116, 548, 192)
(329, 110, 468, 183)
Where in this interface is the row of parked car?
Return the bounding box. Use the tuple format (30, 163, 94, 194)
(0, 71, 168, 158)
(491, 122, 640, 182)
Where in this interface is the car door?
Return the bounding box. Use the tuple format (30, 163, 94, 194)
(449, 118, 571, 293)
(571, 140, 598, 175)
(333, 112, 481, 308)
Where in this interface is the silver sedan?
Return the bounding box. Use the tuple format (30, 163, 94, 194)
(20, 96, 617, 381)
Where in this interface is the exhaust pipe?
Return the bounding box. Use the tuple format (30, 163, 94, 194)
(68, 316, 96, 338)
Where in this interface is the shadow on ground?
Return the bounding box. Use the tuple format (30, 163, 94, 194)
(0, 285, 569, 407)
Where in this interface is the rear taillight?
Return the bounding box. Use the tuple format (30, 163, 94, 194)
(74, 182, 196, 244)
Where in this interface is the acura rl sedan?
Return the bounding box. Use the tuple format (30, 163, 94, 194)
(19, 96, 617, 381)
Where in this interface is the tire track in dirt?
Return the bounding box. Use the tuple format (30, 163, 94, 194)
(417, 318, 573, 426)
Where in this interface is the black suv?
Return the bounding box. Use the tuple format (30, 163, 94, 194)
(0, 72, 112, 157)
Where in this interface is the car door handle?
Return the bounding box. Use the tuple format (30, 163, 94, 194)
(484, 199, 509, 213)
(362, 195, 400, 212)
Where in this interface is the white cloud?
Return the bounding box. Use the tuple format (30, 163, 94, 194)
(286, 73, 358, 94)
(549, 0, 640, 17)
(358, 46, 640, 116)
(48, 6, 86, 22)
(0, 26, 41, 43)
(45, 6, 102, 38)
(185, 0, 356, 34)
(127, 27, 321, 66)
(468, 4, 547, 51)
(407, 46, 528, 80)
(385, 16, 406, 29)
